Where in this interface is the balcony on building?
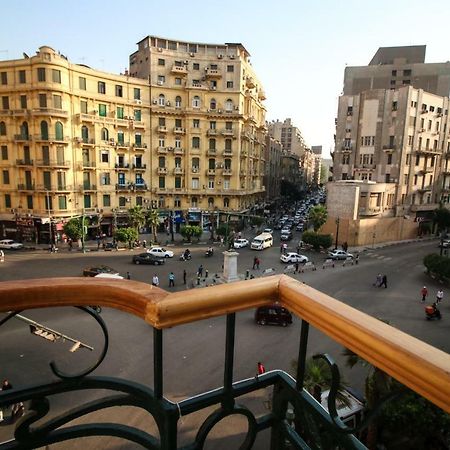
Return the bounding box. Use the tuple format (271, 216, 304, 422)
(358, 206, 382, 216)
(173, 167, 184, 175)
(79, 161, 96, 170)
(16, 158, 34, 166)
(133, 142, 147, 150)
(79, 183, 97, 192)
(223, 168, 232, 176)
(115, 183, 132, 191)
(157, 167, 168, 175)
(415, 147, 440, 155)
(157, 125, 167, 133)
(205, 68, 222, 78)
(341, 145, 353, 152)
(410, 202, 439, 211)
(77, 138, 96, 147)
(134, 182, 147, 191)
(245, 76, 256, 88)
(132, 163, 147, 171)
(32, 108, 69, 118)
(221, 129, 235, 138)
(173, 147, 184, 155)
(206, 129, 219, 136)
(207, 148, 217, 156)
(258, 90, 267, 101)
(419, 166, 434, 174)
(157, 146, 168, 154)
(417, 185, 433, 193)
(173, 127, 185, 135)
(77, 113, 96, 123)
(36, 159, 71, 168)
(114, 162, 130, 170)
(190, 82, 204, 89)
(171, 64, 188, 75)
(206, 168, 216, 176)
(14, 133, 32, 142)
(223, 148, 233, 156)
(116, 141, 129, 149)
(17, 182, 35, 191)
(382, 144, 396, 151)
(133, 121, 145, 130)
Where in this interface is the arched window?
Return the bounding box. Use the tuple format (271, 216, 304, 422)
(209, 138, 216, 150)
(55, 121, 63, 141)
(191, 197, 198, 207)
(208, 197, 214, 208)
(225, 99, 233, 111)
(192, 95, 200, 108)
(158, 94, 165, 106)
(81, 125, 89, 143)
(101, 127, 109, 141)
(210, 99, 216, 110)
(20, 121, 29, 139)
(0, 121, 6, 136)
(175, 96, 182, 108)
(209, 158, 215, 169)
(40, 121, 48, 140)
(224, 198, 230, 208)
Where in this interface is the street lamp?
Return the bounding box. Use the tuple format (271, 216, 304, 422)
(334, 217, 340, 250)
(46, 190, 53, 248)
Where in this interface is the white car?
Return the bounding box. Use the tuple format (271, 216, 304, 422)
(233, 238, 249, 249)
(280, 252, 309, 264)
(0, 239, 24, 250)
(328, 249, 353, 260)
(146, 246, 174, 258)
(263, 228, 274, 234)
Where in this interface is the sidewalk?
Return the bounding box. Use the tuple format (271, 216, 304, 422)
(350, 235, 437, 254)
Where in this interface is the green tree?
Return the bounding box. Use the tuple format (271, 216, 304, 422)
(63, 218, 86, 241)
(145, 209, 160, 243)
(433, 206, 450, 232)
(302, 230, 332, 250)
(180, 225, 202, 243)
(114, 227, 138, 249)
(128, 205, 146, 233)
(250, 216, 264, 228)
(308, 205, 328, 232)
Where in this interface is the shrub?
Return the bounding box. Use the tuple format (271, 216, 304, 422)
(423, 253, 450, 281)
(302, 231, 333, 250)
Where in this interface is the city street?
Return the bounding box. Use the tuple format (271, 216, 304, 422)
(1, 234, 448, 449)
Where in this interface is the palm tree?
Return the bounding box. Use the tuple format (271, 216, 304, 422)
(128, 205, 146, 234)
(145, 208, 159, 244)
(308, 205, 328, 232)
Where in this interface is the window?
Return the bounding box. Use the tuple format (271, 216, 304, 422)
(27, 195, 33, 209)
(342, 154, 350, 164)
(53, 94, 62, 109)
(175, 177, 181, 189)
(174, 197, 181, 208)
(40, 121, 48, 140)
(20, 95, 27, 109)
(158, 197, 165, 208)
(387, 153, 393, 165)
(227, 65, 234, 72)
(210, 99, 216, 110)
(175, 78, 182, 85)
(98, 81, 106, 94)
(175, 96, 182, 107)
(175, 138, 181, 148)
(35, 67, 46, 82)
(81, 125, 89, 143)
(192, 178, 199, 189)
(404, 69, 411, 76)
(18, 70, 26, 83)
(224, 158, 231, 169)
(55, 122, 63, 140)
(408, 135, 413, 145)
(98, 104, 107, 117)
(192, 137, 200, 148)
(209, 139, 216, 150)
(101, 151, 109, 163)
(210, 121, 216, 129)
(209, 158, 215, 169)
(158, 156, 166, 168)
(136, 196, 143, 206)
(135, 133, 142, 146)
(392, 101, 397, 111)
(208, 178, 214, 189)
(415, 155, 420, 166)
(119, 197, 126, 207)
(101, 128, 109, 141)
(58, 196, 67, 210)
(227, 81, 234, 88)
(134, 109, 141, 121)
(38, 93, 47, 108)
(76, 76, 86, 91)
(2, 170, 9, 184)
(159, 177, 165, 188)
(0, 72, 7, 85)
(193, 63, 200, 70)
(158, 94, 165, 106)
(1, 145, 7, 160)
(193, 119, 200, 128)
(115, 85, 123, 97)
(52, 69, 61, 83)
(157, 75, 165, 84)
(225, 99, 233, 111)
(0, 122, 5, 136)
(116, 106, 124, 119)
(224, 197, 230, 207)
(192, 96, 200, 108)
(428, 120, 432, 131)
(175, 118, 182, 128)
(158, 137, 165, 147)
(103, 194, 111, 207)
(2, 96, 9, 110)
(406, 154, 411, 165)
(117, 131, 124, 144)
(225, 139, 232, 150)
(192, 157, 200, 170)
(5, 194, 11, 208)
(134, 88, 141, 100)
(225, 121, 232, 130)
(158, 117, 166, 126)
(158, 58, 165, 66)
(392, 70, 397, 76)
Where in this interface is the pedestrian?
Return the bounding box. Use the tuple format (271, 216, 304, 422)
(198, 264, 203, 277)
(381, 274, 387, 288)
(373, 273, 382, 287)
(256, 361, 266, 378)
(253, 257, 258, 270)
(256, 257, 260, 269)
(295, 261, 299, 273)
(183, 269, 187, 285)
(142, 239, 147, 248)
(169, 272, 175, 287)
(436, 289, 444, 304)
(0, 249, 4, 263)
(126, 272, 131, 280)
(420, 286, 428, 302)
(342, 242, 348, 252)
(68, 239, 73, 251)
(205, 269, 209, 278)
(355, 254, 359, 265)
(280, 243, 283, 254)
(1, 379, 12, 421)
(283, 243, 288, 254)
(152, 274, 159, 287)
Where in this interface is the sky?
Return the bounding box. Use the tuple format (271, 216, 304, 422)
(1, 0, 450, 158)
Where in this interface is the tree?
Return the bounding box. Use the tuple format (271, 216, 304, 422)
(302, 230, 332, 250)
(180, 225, 202, 243)
(145, 209, 160, 243)
(63, 218, 85, 241)
(308, 205, 328, 232)
(128, 205, 146, 233)
(432, 206, 450, 233)
(114, 227, 138, 249)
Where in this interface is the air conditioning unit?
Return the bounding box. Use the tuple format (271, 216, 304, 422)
(152, 100, 158, 105)
(190, 52, 195, 57)
(157, 81, 163, 86)
(218, 109, 223, 114)
(230, 55, 235, 59)
(211, 86, 216, 90)
(166, 101, 171, 106)
(217, 54, 223, 59)
(135, 99, 142, 105)
(167, 147, 174, 151)
(234, 106, 239, 111)
(184, 60, 189, 65)
(157, 47, 163, 52)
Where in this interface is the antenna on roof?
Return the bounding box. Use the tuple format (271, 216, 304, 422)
(23, 52, 29, 59)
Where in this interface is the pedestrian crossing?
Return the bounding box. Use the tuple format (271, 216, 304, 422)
(364, 252, 392, 261)
(0, 250, 50, 263)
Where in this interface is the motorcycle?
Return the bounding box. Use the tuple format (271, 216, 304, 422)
(425, 303, 441, 320)
(180, 252, 192, 261)
(205, 249, 214, 257)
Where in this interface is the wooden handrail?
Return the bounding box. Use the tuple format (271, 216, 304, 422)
(1, 275, 449, 413)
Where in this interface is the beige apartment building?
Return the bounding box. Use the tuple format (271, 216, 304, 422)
(0, 37, 267, 242)
(264, 136, 283, 202)
(129, 36, 267, 224)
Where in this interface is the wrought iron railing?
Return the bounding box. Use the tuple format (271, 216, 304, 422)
(0, 275, 449, 449)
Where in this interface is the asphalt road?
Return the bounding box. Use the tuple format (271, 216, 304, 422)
(0, 235, 448, 449)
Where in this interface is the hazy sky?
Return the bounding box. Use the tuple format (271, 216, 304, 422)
(1, 0, 450, 157)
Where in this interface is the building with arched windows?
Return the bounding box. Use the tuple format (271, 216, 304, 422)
(0, 38, 267, 243)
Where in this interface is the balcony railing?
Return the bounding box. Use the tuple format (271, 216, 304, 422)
(16, 159, 34, 166)
(0, 275, 448, 449)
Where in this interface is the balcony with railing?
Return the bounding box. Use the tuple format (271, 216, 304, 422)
(132, 163, 147, 170)
(173, 167, 184, 175)
(0, 275, 448, 449)
(173, 147, 184, 155)
(14, 134, 32, 142)
(133, 142, 148, 150)
(32, 108, 69, 118)
(16, 159, 34, 166)
(114, 163, 130, 170)
(171, 64, 188, 75)
(173, 127, 185, 135)
(157, 167, 168, 175)
(79, 161, 96, 170)
(79, 183, 97, 191)
(205, 68, 222, 78)
(17, 182, 35, 191)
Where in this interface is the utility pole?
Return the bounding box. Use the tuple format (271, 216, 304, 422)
(46, 190, 53, 248)
(334, 217, 340, 250)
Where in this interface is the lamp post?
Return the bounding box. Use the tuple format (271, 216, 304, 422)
(169, 210, 174, 242)
(334, 217, 340, 250)
(81, 206, 86, 253)
(46, 190, 53, 248)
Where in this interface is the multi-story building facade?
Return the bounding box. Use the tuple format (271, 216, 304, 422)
(129, 36, 267, 223)
(311, 145, 322, 186)
(264, 135, 283, 202)
(0, 37, 267, 242)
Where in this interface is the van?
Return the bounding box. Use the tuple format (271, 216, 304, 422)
(255, 304, 293, 327)
(251, 232, 273, 250)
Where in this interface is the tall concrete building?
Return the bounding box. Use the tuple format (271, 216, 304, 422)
(264, 136, 283, 202)
(0, 37, 267, 242)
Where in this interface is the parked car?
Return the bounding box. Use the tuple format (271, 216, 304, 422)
(328, 249, 354, 260)
(83, 265, 120, 277)
(255, 304, 293, 327)
(296, 224, 304, 232)
(273, 223, 283, 230)
(233, 238, 249, 249)
(132, 253, 165, 265)
(0, 239, 24, 250)
(146, 246, 174, 258)
(280, 252, 309, 264)
(263, 228, 274, 234)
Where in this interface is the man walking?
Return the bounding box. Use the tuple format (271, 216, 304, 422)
(420, 286, 428, 302)
(169, 272, 175, 287)
(253, 257, 258, 270)
(152, 274, 159, 287)
(183, 269, 187, 285)
(436, 289, 444, 304)
(256, 257, 260, 270)
(380, 274, 387, 288)
(198, 264, 203, 277)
